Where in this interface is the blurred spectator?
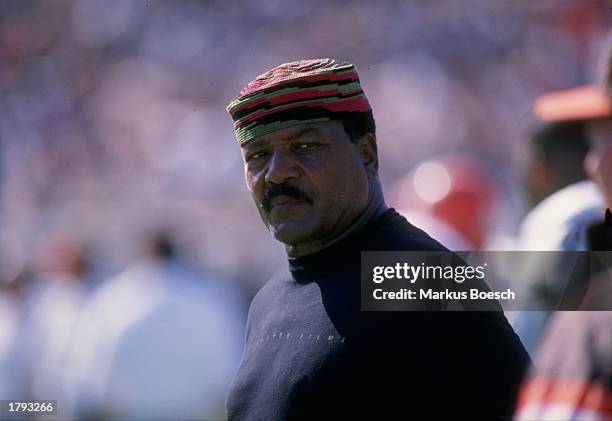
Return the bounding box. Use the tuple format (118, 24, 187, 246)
(62, 230, 244, 420)
(512, 90, 607, 355)
(515, 40, 612, 421)
(0, 277, 29, 403)
(20, 232, 90, 413)
(519, 118, 603, 252)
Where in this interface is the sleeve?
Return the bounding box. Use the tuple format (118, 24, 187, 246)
(515, 311, 612, 420)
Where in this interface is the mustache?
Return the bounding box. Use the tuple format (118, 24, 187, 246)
(261, 184, 312, 212)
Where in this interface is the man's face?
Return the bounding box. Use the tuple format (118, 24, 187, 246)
(586, 118, 612, 208)
(523, 154, 552, 206)
(241, 121, 370, 246)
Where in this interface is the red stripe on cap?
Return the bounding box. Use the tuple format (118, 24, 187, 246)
(240, 71, 360, 97)
(236, 96, 371, 127)
(231, 87, 363, 117)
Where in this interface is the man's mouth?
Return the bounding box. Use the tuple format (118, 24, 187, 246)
(270, 195, 307, 210)
(261, 185, 313, 213)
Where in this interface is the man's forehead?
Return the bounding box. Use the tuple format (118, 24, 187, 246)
(241, 121, 343, 149)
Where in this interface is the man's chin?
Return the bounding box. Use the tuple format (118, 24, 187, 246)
(269, 222, 314, 245)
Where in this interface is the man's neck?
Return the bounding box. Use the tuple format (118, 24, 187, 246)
(285, 194, 389, 258)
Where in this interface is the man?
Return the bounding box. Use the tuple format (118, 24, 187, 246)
(519, 115, 604, 252)
(515, 41, 612, 420)
(226, 59, 530, 419)
(63, 231, 244, 419)
(512, 91, 607, 355)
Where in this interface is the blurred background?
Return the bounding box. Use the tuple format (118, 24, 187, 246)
(0, 0, 610, 419)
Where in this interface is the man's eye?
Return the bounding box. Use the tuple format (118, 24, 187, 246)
(294, 143, 320, 152)
(247, 151, 267, 161)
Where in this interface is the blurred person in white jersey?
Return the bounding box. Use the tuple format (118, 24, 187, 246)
(512, 87, 609, 355)
(516, 37, 612, 421)
(63, 230, 244, 420)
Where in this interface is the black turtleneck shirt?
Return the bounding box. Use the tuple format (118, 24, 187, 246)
(226, 208, 530, 419)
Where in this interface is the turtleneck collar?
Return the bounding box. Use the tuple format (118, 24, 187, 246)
(288, 208, 398, 278)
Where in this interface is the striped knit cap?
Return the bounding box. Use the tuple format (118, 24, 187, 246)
(227, 58, 372, 145)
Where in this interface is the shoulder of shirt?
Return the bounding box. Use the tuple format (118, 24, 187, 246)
(519, 181, 604, 250)
(520, 181, 603, 235)
(366, 208, 449, 252)
(243, 264, 289, 322)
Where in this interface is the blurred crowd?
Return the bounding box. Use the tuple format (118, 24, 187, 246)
(0, 0, 610, 419)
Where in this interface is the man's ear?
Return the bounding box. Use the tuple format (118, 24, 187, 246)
(355, 133, 379, 179)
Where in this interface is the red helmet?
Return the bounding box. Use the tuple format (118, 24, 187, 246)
(392, 155, 497, 250)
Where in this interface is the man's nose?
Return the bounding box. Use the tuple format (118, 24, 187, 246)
(265, 148, 299, 184)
